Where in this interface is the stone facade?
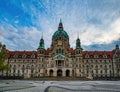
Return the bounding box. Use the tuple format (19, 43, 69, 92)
(1, 20, 120, 79)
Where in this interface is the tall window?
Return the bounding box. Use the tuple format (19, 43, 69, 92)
(58, 60, 62, 66)
(100, 65, 102, 68)
(95, 65, 98, 69)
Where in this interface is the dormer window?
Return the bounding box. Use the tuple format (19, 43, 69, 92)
(99, 55, 102, 58)
(94, 55, 98, 58)
(31, 54, 35, 58)
(103, 55, 107, 58)
(22, 54, 26, 58)
(90, 55, 93, 58)
(85, 54, 89, 58)
(107, 55, 110, 58)
(103, 51, 107, 58)
(14, 54, 18, 58)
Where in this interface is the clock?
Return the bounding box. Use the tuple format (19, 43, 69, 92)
(58, 40, 62, 45)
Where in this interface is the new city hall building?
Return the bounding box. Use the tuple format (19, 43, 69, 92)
(2, 20, 120, 79)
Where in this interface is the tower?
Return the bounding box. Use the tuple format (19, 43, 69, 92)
(37, 34, 45, 55)
(51, 19, 70, 55)
(75, 36, 83, 55)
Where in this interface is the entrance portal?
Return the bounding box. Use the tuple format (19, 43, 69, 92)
(66, 70, 70, 77)
(57, 69, 62, 77)
(49, 70, 53, 77)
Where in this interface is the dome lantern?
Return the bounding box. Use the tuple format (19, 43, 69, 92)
(52, 19, 69, 39)
(58, 19, 63, 30)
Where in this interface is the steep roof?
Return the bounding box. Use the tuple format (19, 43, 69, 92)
(7, 50, 37, 59)
(6, 49, 116, 59)
(82, 50, 115, 59)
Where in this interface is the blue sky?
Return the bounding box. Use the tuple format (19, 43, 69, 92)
(0, 0, 120, 51)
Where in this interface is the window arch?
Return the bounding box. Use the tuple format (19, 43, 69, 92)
(95, 65, 98, 69)
(31, 65, 34, 69)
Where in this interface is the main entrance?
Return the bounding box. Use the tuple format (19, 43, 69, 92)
(57, 69, 62, 77)
(49, 69, 53, 77)
(66, 70, 70, 77)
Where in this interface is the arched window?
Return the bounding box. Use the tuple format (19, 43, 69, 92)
(110, 70, 112, 75)
(13, 65, 16, 68)
(31, 65, 34, 69)
(87, 65, 89, 68)
(59, 49, 61, 53)
(105, 65, 107, 68)
(91, 65, 93, 68)
(26, 64, 30, 69)
(56, 49, 58, 54)
(109, 65, 111, 68)
(96, 65, 98, 69)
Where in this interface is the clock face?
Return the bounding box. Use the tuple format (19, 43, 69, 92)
(58, 40, 62, 45)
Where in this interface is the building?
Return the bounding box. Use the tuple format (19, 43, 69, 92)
(1, 20, 120, 79)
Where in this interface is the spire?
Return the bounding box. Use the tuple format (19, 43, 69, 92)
(41, 32, 43, 39)
(116, 44, 119, 49)
(76, 36, 81, 49)
(60, 18, 62, 23)
(58, 19, 63, 30)
(38, 33, 45, 49)
(77, 32, 80, 40)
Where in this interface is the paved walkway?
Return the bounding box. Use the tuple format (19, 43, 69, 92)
(0, 80, 120, 92)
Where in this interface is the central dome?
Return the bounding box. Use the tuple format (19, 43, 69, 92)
(53, 30, 68, 38)
(52, 19, 69, 38)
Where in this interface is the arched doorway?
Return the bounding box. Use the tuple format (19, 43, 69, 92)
(49, 70, 53, 77)
(66, 70, 70, 77)
(57, 69, 62, 77)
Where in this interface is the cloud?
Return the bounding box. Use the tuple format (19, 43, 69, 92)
(79, 17, 120, 46)
(0, 23, 41, 50)
(0, 0, 120, 50)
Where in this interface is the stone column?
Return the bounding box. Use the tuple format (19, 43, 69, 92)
(70, 69, 72, 76)
(54, 69, 57, 76)
(62, 69, 66, 77)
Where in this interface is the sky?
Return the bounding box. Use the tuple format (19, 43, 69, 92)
(0, 0, 120, 51)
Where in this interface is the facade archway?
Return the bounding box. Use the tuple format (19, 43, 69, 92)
(66, 70, 70, 77)
(49, 70, 54, 77)
(57, 69, 62, 77)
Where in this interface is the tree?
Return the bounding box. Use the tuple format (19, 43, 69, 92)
(0, 43, 10, 71)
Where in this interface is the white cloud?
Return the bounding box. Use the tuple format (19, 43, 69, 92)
(1, 0, 120, 50)
(0, 24, 41, 50)
(78, 17, 120, 46)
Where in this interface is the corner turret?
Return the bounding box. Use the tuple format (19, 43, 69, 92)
(37, 33, 45, 55)
(38, 34, 45, 49)
(75, 36, 83, 55)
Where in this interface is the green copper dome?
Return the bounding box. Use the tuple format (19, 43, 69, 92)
(52, 19, 69, 38)
(53, 30, 68, 38)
